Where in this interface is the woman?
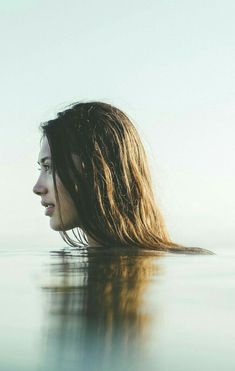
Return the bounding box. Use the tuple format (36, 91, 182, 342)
(33, 101, 213, 254)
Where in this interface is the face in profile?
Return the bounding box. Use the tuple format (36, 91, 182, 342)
(33, 136, 81, 231)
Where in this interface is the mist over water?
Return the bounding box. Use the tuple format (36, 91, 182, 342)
(0, 0, 234, 252)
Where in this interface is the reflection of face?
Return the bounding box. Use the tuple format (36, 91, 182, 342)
(33, 136, 81, 231)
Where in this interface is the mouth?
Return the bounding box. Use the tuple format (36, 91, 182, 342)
(42, 202, 55, 216)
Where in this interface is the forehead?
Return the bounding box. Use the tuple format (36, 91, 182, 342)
(38, 136, 51, 162)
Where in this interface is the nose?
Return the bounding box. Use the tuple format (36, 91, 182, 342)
(33, 179, 48, 196)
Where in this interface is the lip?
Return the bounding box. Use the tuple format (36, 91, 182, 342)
(41, 201, 55, 216)
(45, 205, 55, 216)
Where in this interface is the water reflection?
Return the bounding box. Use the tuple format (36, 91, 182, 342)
(40, 248, 163, 371)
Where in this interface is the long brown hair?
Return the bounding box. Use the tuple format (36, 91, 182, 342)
(41, 101, 213, 254)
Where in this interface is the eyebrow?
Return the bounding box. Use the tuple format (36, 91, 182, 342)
(37, 156, 51, 165)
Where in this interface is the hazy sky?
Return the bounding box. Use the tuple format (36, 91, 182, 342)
(0, 0, 234, 252)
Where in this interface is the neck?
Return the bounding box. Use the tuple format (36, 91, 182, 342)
(86, 233, 103, 248)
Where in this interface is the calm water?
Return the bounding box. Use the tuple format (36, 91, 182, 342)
(0, 247, 234, 371)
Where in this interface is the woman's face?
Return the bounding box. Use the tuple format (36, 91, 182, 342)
(33, 136, 81, 231)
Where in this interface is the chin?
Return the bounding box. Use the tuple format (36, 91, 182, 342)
(49, 217, 81, 231)
(50, 220, 63, 231)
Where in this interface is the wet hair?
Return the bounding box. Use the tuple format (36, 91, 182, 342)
(40, 101, 213, 254)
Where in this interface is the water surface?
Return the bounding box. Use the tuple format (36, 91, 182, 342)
(0, 247, 234, 371)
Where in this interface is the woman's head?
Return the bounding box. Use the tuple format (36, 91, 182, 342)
(33, 101, 166, 248)
(33, 101, 213, 254)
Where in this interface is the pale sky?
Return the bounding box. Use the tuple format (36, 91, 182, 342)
(0, 0, 234, 252)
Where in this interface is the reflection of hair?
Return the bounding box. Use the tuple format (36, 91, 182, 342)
(41, 102, 212, 254)
(41, 250, 159, 366)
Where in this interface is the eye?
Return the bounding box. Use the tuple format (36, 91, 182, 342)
(37, 164, 51, 172)
(43, 164, 50, 171)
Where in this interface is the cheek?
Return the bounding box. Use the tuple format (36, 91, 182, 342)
(49, 178, 56, 194)
(56, 180, 78, 215)
(54, 176, 81, 226)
